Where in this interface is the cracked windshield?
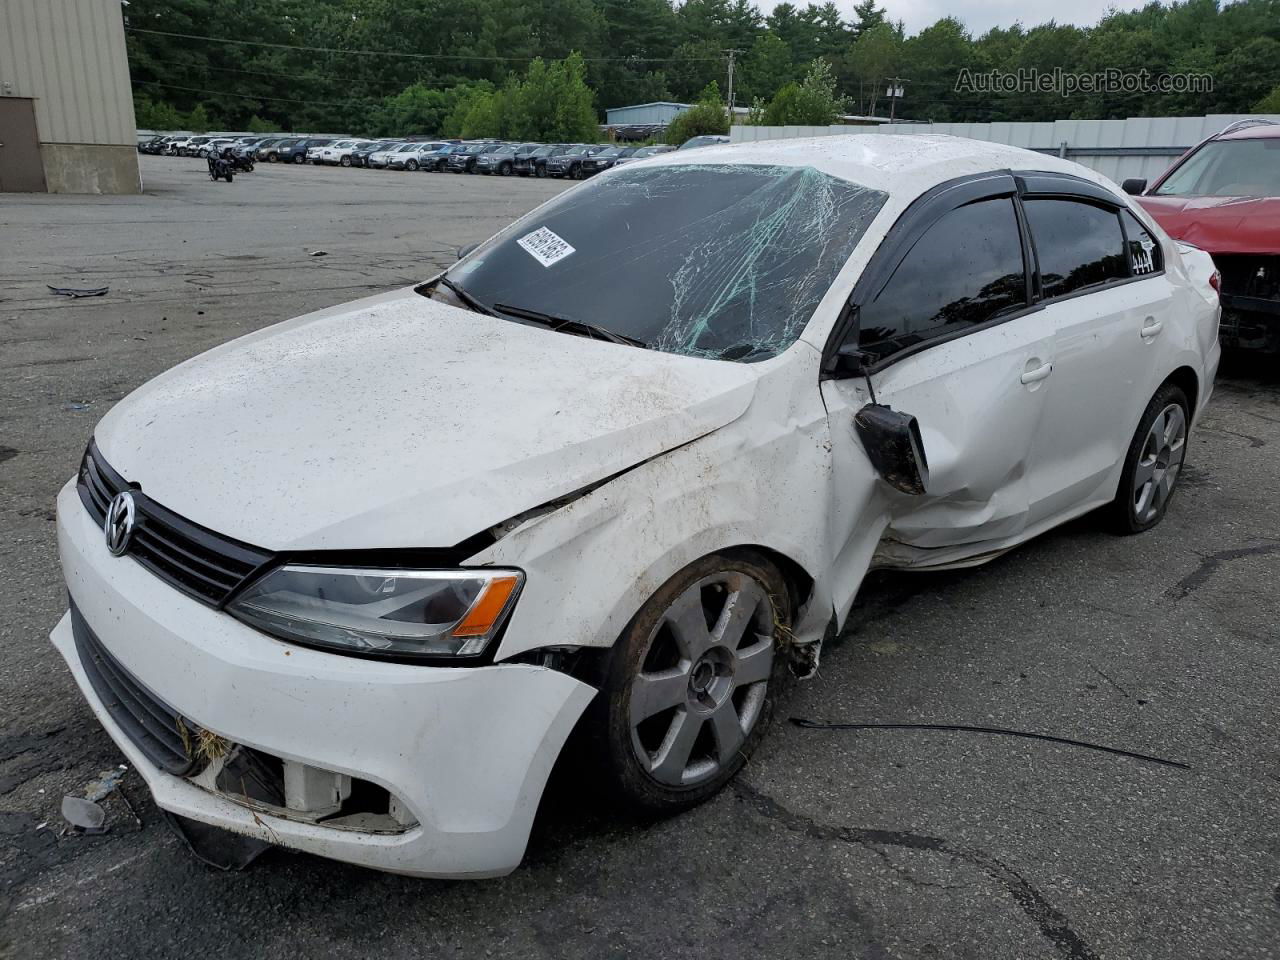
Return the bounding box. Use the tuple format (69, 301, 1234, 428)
(446, 164, 888, 361)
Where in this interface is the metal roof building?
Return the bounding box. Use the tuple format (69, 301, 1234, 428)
(0, 0, 140, 193)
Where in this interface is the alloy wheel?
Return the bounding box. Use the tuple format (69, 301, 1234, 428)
(1133, 402, 1186, 524)
(628, 571, 776, 787)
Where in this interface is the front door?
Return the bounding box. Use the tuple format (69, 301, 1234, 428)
(822, 191, 1053, 616)
(0, 97, 46, 193)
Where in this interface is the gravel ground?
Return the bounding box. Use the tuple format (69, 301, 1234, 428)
(1, 154, 1278, 960)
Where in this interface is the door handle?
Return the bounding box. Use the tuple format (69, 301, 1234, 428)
(1020, 361, 1053, 384)
(1141, 316, 1164, 337)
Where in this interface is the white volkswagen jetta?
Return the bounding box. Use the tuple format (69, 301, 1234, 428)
(51, 135, 1220, 878)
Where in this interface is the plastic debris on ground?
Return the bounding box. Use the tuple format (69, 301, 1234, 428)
(47, 285, 109, 298)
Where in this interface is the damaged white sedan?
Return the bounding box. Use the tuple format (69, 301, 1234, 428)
(51, 135, 1220, 877)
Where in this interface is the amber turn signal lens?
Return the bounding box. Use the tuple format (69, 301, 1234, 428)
(452, 575, 521, 637)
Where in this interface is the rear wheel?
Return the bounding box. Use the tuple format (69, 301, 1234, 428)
(1109, 382, 1190, 534)
(592, 552, 791, 813)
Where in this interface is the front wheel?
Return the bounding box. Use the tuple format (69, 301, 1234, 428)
(535, 165, 546, 178)
(340, 156, 352, 167)
(267, 154, 278, 163)
(406, 159, 418, 171)
(592, 552, 791, 813)
(1109, 382, 1190, 534)
(293, 154, 304, 164)
(499, 162, 512, 176)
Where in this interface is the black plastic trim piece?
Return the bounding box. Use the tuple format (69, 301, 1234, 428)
(71, 600, 196, 777)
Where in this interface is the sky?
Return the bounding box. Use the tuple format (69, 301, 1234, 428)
(801, 0, 1156, 36)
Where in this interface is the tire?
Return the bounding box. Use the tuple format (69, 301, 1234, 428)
(267, 153, 278, 163)
(590, 551, 792, 813)
(535, 165, 546, 178)
(340, 156, 352, 167)
(293, 154, 305, 164)
(225, 171, 233, 182)
(499, 162, 512, 176)
(1109, 381, 1190, 534)
(406, 159, 418, 171)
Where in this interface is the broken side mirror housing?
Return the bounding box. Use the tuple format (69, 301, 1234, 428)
(1121, 177, 1147, 196)
(854, 403, 930, 496)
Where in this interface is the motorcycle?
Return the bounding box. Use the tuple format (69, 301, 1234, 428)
(228, 151, 255, 174)
(207, 150, 235, 182)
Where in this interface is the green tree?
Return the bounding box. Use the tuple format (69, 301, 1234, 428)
(133, 94, 186, 131)
(246, 115, 282, 133)
(185, 103, 211, 133)
(759, 57, 844, 124)
(741, 33, 795, 102)
(666, 82, 729, 143)
(848, 22, 899, 116)
(851, 0, 886, 39)
(1257, 84, 1280, 112)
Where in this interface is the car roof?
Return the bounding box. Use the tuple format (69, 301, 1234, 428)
(639, 134, 1112, 197)
(1217, 122, 1280, 141)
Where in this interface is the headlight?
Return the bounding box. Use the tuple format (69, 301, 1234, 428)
(228, 566, 523, 660)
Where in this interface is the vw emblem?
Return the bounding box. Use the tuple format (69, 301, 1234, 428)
(104, 492, 137, 557)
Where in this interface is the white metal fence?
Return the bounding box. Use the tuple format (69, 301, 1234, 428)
(729, 114, 1280, 184)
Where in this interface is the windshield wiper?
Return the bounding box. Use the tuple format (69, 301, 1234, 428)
(493, 303, 647, 348)
(436, 276, 496, 316)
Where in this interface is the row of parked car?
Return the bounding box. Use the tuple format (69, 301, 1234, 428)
(138, 133, 731, 178)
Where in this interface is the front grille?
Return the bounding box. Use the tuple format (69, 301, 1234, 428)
(70, 602, 196, 776)
(77, 441, 273, 607)
(1215, 254, 1280, 303)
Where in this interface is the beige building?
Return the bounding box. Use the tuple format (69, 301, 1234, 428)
(0, 0, 140, 193)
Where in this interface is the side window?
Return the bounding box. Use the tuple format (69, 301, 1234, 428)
(857, 197, 1028, 362)
(1024, 198, 1127, 298)
(1120, 209, 1163, 276)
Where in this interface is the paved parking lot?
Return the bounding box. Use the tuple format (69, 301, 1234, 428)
(2, 154, 1278, 960)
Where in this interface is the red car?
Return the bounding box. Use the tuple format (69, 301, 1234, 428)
(1125, 118, 1280, 353)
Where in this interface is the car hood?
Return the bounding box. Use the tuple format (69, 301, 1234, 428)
(94, 288, 760, 552)
(1136, 195, 1280, 254)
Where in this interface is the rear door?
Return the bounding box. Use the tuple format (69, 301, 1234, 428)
(1017, 177, 1170, 521)
(0, 97, 45, 192)
(822, 175, 1055, 608)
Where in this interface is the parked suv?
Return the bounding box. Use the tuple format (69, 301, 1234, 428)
(579, 146, 637, 177)
(387, 142, 448, 170)
(474, 143, 536, 176)
(446, 142, 501, 174)
(544, 144, 608, 179)
(255, 138, 297, 162)
(1126, 118, 1280, 353)
(277, 138, 333, 164)
(513, 144, 562, 177)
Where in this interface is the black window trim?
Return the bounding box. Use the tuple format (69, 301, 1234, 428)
(822, 171, 1035, 377)
(823, 168, 1164, 378)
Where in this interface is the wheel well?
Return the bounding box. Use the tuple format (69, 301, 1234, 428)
(721, 545, 816, 615)
(1163, 366, 1200, 417)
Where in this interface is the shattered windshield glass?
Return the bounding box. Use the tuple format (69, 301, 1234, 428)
(445, 164, 887, 362)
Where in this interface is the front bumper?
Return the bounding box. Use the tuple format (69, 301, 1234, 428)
(50, 480, 595, 877)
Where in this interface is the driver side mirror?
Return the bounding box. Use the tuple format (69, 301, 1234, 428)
(1121, 178, 1147, 196)
(854, 403, 930, 496)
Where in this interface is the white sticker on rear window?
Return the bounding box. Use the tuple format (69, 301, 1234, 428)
(517, 226, 575, 267)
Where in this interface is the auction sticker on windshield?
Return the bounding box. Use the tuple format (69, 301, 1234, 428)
(517, 226, 575, 267)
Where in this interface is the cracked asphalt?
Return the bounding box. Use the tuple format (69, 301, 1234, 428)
(2, 155, 1279, 960)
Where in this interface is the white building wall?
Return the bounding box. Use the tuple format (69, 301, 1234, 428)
(730, 114, 1280, 184)
(0, 0, 136, 146)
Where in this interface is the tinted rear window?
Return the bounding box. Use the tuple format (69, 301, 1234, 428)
(1024, 199, 1127, 298)
(446, 164, 887, 362)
